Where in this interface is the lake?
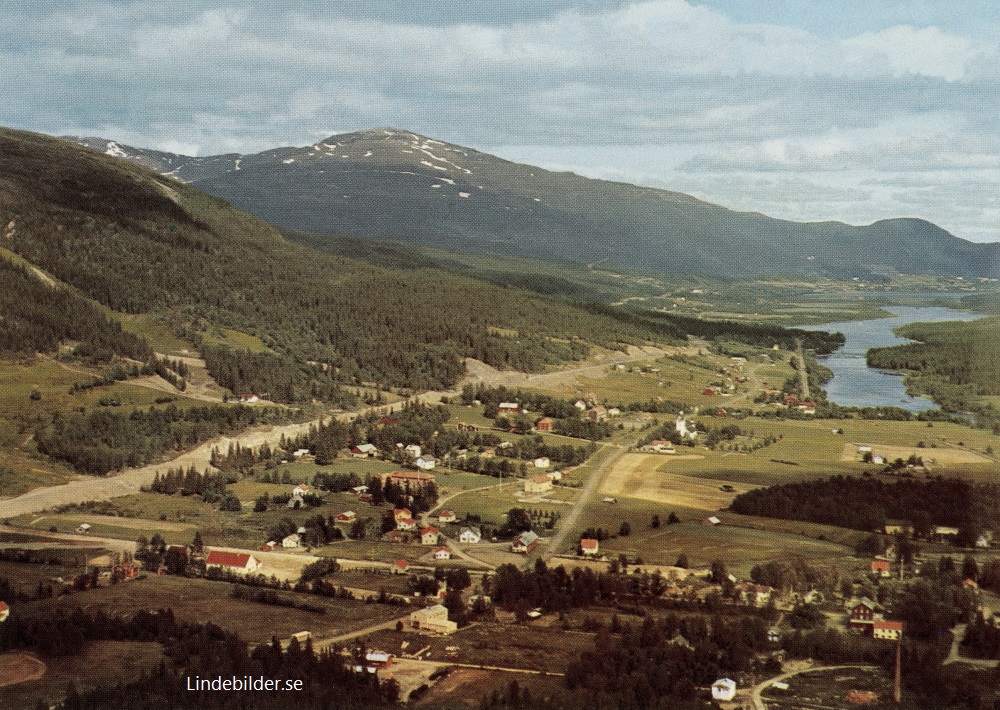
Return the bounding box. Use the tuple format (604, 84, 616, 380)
(802, 306, 985, 412)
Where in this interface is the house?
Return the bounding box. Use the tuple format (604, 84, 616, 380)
(364, 651, 393, 669)
(384, 471, 436, 488)
(547, 470, 563, 481)
(871, 559, 891, 577)
(434, 546, 452, 560)
(871, 455, 885, 464)
(292, 448, 310, 458)
(858, 445, 873, 453)
(292, 483, 311, 498)
(114, 560, 139, 580)
(403, 443, 422, 459)
(0, 601, 9, 623)
(76, 523, 92, 534)
(524, 475, 553, 494)
(884, 520, 913, 535)
(394, 507, 413, 522)
(847, 598, 879, 629)
(336, 511, 357, 523)
(642, 440, 676, 454)
(675, 412, 696, 439)
(457, 421, 478, 432)
(438, 510, 457, 523)
(237, 393, 259, 404)
(964, 578, 979, 590)
(459, 527, 481, 544)
(350, 443, 378, 458)
(535, 417, 555, 432)
(392, 559, 410, 574)
(574, 400, 587, 411)
(711, 678, 737, 701)
(702, 388, 716, 396)
(873, 620, 903, 641)
(260, 541, 277, 552)
(587, 405, 607, 422)
(350, 485, 368, 496)
(498, 402, 520, 415)
(767, 628, 782, 642)
(416, 456, 436, 471)
(396, 517, 417, 531)
(409, 604, 457, 634)
(205, 550, 262, 574)
(420, 526, 440, 545)
(736, 583, 773, 606)
(933, 525, 960, 540)
(282, 534, 301, 548)
(580, 538, 599, 555)
(511, 530, 540, 554)
(607, 407, 621, 417)
(287, 494, 305, 509)
(977, 531, 994, 548)
(703, 516, 721, 526)
(533, 456, 550, 468)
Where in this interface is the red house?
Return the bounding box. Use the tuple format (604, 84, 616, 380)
(535, 417, 555, 432)
(847, 598, 878, 629)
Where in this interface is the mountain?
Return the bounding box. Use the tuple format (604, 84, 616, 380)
(67, 129, 1000, 280)
(0, 127, 846, 398)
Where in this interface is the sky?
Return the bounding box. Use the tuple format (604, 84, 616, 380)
(4, 1, 1000, 242)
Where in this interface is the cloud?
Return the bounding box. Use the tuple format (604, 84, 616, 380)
(1, 1, 999, 240)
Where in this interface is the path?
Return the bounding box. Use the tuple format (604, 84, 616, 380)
(943, 624, 999, 667)
(749, 664, 877, 710)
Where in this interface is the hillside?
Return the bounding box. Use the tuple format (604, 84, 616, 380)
(3, 128, 691, 397)
(71, 129, 1000, 280)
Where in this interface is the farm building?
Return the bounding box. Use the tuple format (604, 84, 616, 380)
(350, 443, 378, 458)
(580, 538, 599, 556)
(416, 456, 436, 470)
(292, 483, 311, 497)
(392, 559, 410, 574)
(703, 516, 721, 526)
(336, 511, 357, 523)
(410, 604, 457, 634)
(512, 531, 540, 554)
(76, 523, 92, 534)
(205, 551, 262, 574)
(282, 534, 301, 548)
(533, 457, 551, 468)
(498, 402, 520, 414)
(404, 444, 422, 458)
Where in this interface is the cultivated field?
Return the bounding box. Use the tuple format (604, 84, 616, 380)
(840, 441, 991, 465)
(599, 452, 757, 508)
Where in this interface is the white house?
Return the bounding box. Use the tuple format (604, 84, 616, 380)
(292, 483, 311, 498)
(525, 475, 553, 494)
(434, 546, 452, 560)
(459, 527, 481, 544)
(282, 533, 301, 548)
(711, 678, 737, 701)
(409, 604, 457, 634)
(420, 526, 440, 545)
(404, 444, 422, 458)
(350, 443, 378, 458)
(396, 517, 417, 531)
(416, 456, 436, 470)
(76, 523, 92, 534)
(533, 457, 550, 468)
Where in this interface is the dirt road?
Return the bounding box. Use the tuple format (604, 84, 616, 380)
(1, 348, 667, 520)
(750, 664, 877, 710)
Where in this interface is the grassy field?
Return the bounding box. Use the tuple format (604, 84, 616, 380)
(0, 642, 164, 710)
(413, 668, 565, 709)
(115, 312, 192, 354)
(24, 574, 404, 643)
(360, 621, 594, 674)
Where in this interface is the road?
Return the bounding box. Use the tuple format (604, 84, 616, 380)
(541, 434, 641, 561)
(2, 347, 669, 520)
(749, 664, 877, 710)
(794, 338, 811, 400)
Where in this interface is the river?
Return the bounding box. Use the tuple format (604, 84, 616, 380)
(802, 306, 985, 412)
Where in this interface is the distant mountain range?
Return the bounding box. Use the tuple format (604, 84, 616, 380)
(68, 129, 1000, 280)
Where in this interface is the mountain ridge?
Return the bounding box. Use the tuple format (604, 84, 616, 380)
(66, 128, 1000, 280)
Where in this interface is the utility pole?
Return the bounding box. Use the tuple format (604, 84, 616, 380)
(894, 634, 902, 704)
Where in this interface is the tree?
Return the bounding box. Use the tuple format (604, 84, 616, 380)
(667, 511, 680, 525)
(349, 519, 367, 540)
(191, 531, 204, 554)
(675, 553, 689, 569)
(619, 521, 631, 537)
(650, 514, 660, 529)
(709, 559, 728, 584)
